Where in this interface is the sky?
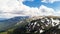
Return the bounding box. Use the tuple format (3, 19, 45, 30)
(23, 0, 60, 10)
(0, 0, 60, 18)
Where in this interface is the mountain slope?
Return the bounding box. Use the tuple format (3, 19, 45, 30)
(0, 16, 29, 31)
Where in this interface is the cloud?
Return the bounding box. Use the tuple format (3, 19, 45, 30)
(41, 0, 60, 3)
(0, 0, 32, 18)
(54, 11, 60, 16)
(39, 5, 55, 16)
(0, 0, 59, 18)
(25, 0, 34, 1)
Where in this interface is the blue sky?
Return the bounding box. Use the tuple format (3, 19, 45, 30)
(23, 0, 60, 10)
(0, 0, 60, 18)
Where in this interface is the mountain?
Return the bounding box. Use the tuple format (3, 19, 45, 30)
(0, 16, 29, 31)
(0, 18, 7, 20)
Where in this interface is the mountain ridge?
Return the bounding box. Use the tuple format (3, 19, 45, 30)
(0, 16, 29, 31)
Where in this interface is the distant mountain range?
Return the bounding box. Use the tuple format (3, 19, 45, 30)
(0, 18, 7, 20)
(0, 16, 29, 31)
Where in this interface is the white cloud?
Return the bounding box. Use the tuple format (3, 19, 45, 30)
(41, 0, 60, 3)
(39, 5, 55, 16)
(25, 0, 34, 1)
(0, 0, 59, 18)
(54, 11, 60, 16)
(0, 0, 40, 18)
